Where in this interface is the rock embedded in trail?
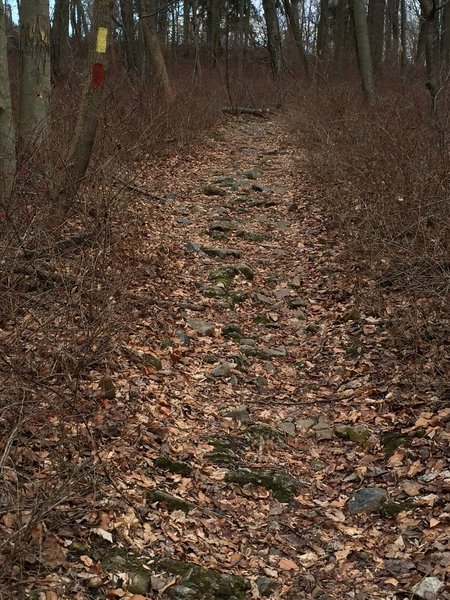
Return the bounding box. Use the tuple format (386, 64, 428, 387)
(154, 455, 193, 476)
(411, 576, 444, 599)
(208, 219, 238, 232)
(224, 405, 252, 423)
(335, 424, 371, 445)
(202, 184, 227, 196)
(260, 346, 286, 358)
(209, 362, 231, 378)
(157, 558, 250, 600)
(202, 285, 227, 298)
(201, 247, 241, 259)
(188, 319, 215, 336)
(225, 467, 301, 502)
(185, 241, 203, 253)
(348, 487, 388, 515)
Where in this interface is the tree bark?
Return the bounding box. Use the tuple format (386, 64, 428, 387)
(262, 0, 285, 76)
(63, 0, 114, 201)
(51, 0, 69, 76)
(419, 0, 440, 116)
(0, 0, 16, 203)
(282, 0, 310, 78)
(442, 0, 450, 71)
(120, 0, 136, 72)
(352, 0, 376, 103)
(18, 0, 51, 148)
(367, 0, 385, 69)
(317, 0, 330, 59)
(141, 0, 171, 101)
(207, 0, 220, 62)
(334, 0, 349, 71)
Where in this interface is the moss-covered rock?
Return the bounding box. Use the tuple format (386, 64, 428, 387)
(143, 354, 162, 370)
(210, 264, 254, 287)
(225, 467, 300, 502)
(154, 456, 193, 476)
(335, 425, 371, 445)
(157, 558, 250, 600)
(128, 568, 151, 594)
(205, 437, 242, 465)
(202, 185, 227, 197)
(228, 291, 249, 305)
(244, 424, 285, 445)
(381, 430, 410, 458)
(379, 500, 416, 518)
(99, 376, 116, 400)
(147, 490, 196, 514)
(236, 231, 269, 242)
(222, 323, 244, 339)
(202, 247, 241, 259)
(253, 314, 271, 325)
(203, 286, 228, 298)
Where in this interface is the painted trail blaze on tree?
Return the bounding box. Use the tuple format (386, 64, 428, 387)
(91, 63, 105, 87)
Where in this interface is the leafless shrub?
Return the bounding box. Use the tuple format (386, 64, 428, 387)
(285, 78, 449, 370)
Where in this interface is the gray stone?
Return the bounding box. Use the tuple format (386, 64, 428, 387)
(255, 293, 272, 304)
(225, 406, 252, 423)
(188, 319, 215, 336)
(296, 418, 317, 430)
(185, 241, 203, 253)
(256, 576, 278, 597)
(210, 362, 231, 377)
(177, 216, 192, 225)
(260, 346, 286, 358)
(222, 323, 244, 338)
(290, 276, 302, 288)
(289, 298, 308, 308)
(252, 183, 271, 193)
(128, 570, 151, 594)
(244, 170, 260, 180)
(313, 418, 333, 441)
(411, 577, 444, 599)
(280, 421, 296, 436)
(208, 220, 238, 232)
(274, 288, 294, 299)
(202, 185, 227, 196)
(164, 192, 176, 200)
(176, 331, 191, 346)
(348, 487, 388, 515)
(238, 337, 256, 346)
(274, 220, 289, 231)
(203, 286, 227, 298)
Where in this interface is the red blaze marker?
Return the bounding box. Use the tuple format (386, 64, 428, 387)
(91, 63, 105, 87)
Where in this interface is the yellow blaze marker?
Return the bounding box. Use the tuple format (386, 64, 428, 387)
(96, 27, 108, 53)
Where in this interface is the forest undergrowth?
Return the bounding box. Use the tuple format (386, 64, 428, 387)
(0, 73, 449, 599)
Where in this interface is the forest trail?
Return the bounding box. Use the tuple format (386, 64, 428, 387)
(79, 115, 448, 600)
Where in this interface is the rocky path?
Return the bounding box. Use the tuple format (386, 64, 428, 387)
(77, 116, 449, 600)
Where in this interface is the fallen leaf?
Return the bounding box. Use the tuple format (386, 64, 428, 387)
(278, 558, 299, 571)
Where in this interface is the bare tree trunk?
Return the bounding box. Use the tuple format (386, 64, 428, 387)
(141, 0, 171, 101)
(416, 9, 427, 67)
(120, 0, 136, 72)
(352, 0, 376, 103)
(51, 0, 69, 76)
(442, 0, 450, 71)
(400, 0, 407, 74)
(420, 0, 441, 116)
(63, 0, 114, 201)
(262, 0, 285, 76)
(334, 0, 349, 72)
(282, 0, 310, 78)
(0, 0, 16, 203)
(317, 0, 330, 58)
(207, 0, 220, 63)
(367, 0, 385, 69)
(182, 0, 190, 53)
(19, 0, 51, 148)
